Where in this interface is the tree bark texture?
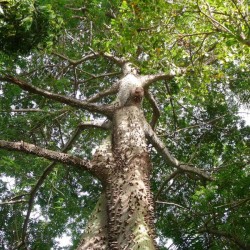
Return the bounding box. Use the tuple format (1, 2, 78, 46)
(0, 61, 212, 249)
(106, 106, 156, 249)
(77, 69, 157, 249)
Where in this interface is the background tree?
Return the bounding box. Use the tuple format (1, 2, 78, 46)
(0, 0, 249, 249)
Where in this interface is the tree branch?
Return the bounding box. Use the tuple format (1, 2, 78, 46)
(230, 0, 250, 30)
(154, 170, 180, 201)
(198, 228, 250, 250)
(141, 67, 186, 88)
(0, 140, 92, 172)
(0, 199, 26, 205)
(0, 75, 113, 117)
(8, 120, 110, 248)
(144, 89, 160, 130)
(145, 123, 213, 181)
(100, 51, 127, 66)
(52, 51, 99, 67)
(0, 109, 49, 113)
(165, 81, 178, 132)
(78, 71, 120, 85)
(196, 1, 250, 46)
(155, 200, 188, 210)
(86, 82, 120, 103)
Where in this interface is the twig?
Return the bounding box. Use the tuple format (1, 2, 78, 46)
(155, 200, 188, 210)
(78, 71, 120, 85)
(165, 81, 178, 133)
(52, 51, 99, 67)
(154, 170, 180, 201)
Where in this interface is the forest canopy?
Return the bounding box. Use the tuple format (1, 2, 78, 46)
(0, 0, 249, 249)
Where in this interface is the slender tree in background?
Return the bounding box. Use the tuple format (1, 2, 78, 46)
(0, 0, 249, 249)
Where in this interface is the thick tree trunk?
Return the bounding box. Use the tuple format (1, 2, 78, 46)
(106, 106, 156, 249)
(77, 193, 108, 250)
(77, 69, 157, 249)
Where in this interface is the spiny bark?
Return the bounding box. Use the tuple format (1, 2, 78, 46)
(77, 67, 158, 249)
(0, 58, 213, 249)
(106, 106, 156, 249)
(77, 193, 108, 250)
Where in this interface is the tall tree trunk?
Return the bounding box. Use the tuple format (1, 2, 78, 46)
(106, 105, 156, 249)
(77, 193, 108, 250)
(77, 69, 157, 249)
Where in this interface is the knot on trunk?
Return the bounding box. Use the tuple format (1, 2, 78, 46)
(117, 73, 144, 107)
(132, 86, 144, 104)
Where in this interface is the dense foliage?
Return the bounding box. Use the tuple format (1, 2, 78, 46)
(0, 0, 63, 54)
(0, 0, 249, 249)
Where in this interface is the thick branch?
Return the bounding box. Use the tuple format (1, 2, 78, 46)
(145, 123, 213, 181)
(100, 52, 127, 66)
(86, 82, 120, 103)
(141, 67, 186, 88)
(0, 75, 113, 117)
(145, 89, 160, 130)
(0, 140, 92, 172)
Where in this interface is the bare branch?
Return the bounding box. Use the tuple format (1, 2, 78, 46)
(20, 161, 56, 246)
(154, 170, 180, 201)
(78, 71, 120, 85)
(144, 89, 160, 130)
(214, 197, 250, 210)
(99, 52, 127, 66)
(196, 2, 250, 46)
(145, 122, 213, 181)
(86, 82, 120, 103)
(165, 81, 178, 132)
(0, 199, 26, 205)
(155, 200, 188, 210)
(230, 0, 250, 29)
(52, 51, 99, 66)
(198, 4, 236, 36)
(0, 75, 113, 117)
(141, 67, 186, 88)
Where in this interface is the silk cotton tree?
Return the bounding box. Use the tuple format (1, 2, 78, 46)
(0, 0, 250, 249)
(0, 54, 211, 249)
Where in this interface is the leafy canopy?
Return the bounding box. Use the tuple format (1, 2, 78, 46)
(0, 0, 63, 54)
(0, 0, 249, 249)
